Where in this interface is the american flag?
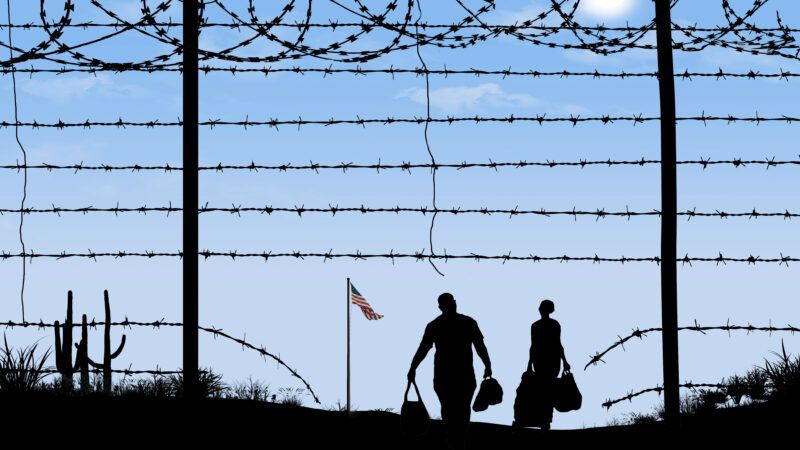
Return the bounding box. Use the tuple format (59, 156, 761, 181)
(351, 284, 383, 320)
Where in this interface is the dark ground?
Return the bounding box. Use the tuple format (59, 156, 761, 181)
(0, 396, 791, 447)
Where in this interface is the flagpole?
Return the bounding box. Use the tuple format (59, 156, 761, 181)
(346, 277, 351, 414)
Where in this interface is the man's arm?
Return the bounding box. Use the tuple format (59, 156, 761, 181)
(408, 326, 433, 381)
(474, 338, 492, 378)
(558, 323, 570, 371)
(473, 322, 492, 378)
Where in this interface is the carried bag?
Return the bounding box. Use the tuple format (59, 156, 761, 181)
(401, 381, 431, 436)
(512, 371, 551, 427)
(554, 369, 582, 413)
(472, 377, 503, 412)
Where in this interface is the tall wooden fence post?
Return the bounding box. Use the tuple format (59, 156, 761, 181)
(654, 0, 680, 425)
(183, 0, 200, 399)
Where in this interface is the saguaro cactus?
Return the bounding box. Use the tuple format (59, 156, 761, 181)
(88, 290, 126, 394)
(74, 314, 90, 394)
(53, 291, 76, 392)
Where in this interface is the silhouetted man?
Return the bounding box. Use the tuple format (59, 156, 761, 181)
(408, 293, 492, 450)
(527, 299, 570, 429)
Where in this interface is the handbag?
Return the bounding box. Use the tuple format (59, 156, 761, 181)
(473, 377, 503, 412)
(401, 380, 431, 436)
(554, 369, 582, 412)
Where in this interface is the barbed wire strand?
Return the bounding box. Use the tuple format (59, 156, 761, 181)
(585, 321, 800, 370)
(4, 158, 800, 173)
(1, 20, 799, 32)
(0, 367, 185, 376)
(2, 204, 800, 222)
(3, 114, 800, 130)
(3, 66, 800, 81)
(0, 251, 796, 266)
(603, 382, 729, 410)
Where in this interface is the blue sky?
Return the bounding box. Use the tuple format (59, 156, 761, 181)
(1, 0, 799, 429)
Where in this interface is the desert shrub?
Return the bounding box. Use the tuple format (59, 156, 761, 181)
(229, 377, 271, 402)
(276, 387, 305, 407)
(760, 341, 800, 403)
(169, 368, 228, 398)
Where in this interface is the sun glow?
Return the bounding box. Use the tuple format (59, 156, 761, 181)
(581, 0, 636, 19)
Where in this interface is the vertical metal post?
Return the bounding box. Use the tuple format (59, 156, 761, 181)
(183, 0, 199, 399)
(654, 0, 680, 425)
(347, 277, 351, 413)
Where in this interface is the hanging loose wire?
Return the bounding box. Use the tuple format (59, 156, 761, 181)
(6, 0, 27, 321)
(414, 0, 444, 276)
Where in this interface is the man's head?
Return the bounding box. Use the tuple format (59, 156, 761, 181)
(539, 299, 555, 317)
(438, 292, 457, 315)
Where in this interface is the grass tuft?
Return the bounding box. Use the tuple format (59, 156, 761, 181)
(0, 334, 52, 393)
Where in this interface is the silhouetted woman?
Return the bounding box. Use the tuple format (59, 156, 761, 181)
(527, 299, 570, 429)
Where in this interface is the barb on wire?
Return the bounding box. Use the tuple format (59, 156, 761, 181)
(585, 322, 800, 370)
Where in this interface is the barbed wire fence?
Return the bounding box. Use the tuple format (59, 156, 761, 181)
(0, 0, 797, 412)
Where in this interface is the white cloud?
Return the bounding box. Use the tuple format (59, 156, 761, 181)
(396, 83, 590, 115)
(580, 0, 636, 19)
(493, 1, 550, 25)
(20, 74, 147, 103)
(396, 83, 542, 113)
(495, 0, 637, 23)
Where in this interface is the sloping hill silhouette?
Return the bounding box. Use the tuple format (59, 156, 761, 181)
(1, 396, 792, 447)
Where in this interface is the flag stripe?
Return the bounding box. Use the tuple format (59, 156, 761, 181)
(352, 298, 370, 307)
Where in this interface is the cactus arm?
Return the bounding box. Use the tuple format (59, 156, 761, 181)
(111, 335, 126, 359)
(88, 357, 103, 370)
(73, 342, 79, 371)
(73, 340, 85, 371)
